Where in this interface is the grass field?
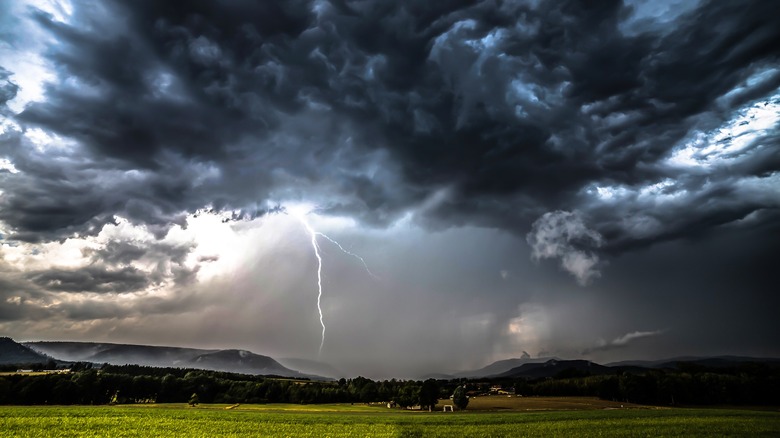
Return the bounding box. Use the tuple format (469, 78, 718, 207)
(437, 395, 644, 411)
(0, 371, 53, 377)
(1, 398, 778, 437)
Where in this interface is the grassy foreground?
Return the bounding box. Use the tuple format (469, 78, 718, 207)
(1, 402, 778, 437)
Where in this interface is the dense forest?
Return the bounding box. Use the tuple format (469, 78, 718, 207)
(1, 362, 777, 407)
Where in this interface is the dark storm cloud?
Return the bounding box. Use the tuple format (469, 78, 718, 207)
(3, 0, 779, 252)
(587, 216, 780, 360)
(0, 275, 37, 321)
(82, 240, 201, 287)
(0, 252, 207, 323)
(0, 255, 55, 322)
(0, 129, 193, 241)
(28, 265, 151, 293)
(84, 240, 193, 266)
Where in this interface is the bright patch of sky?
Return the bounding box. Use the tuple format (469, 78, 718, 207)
(0, 0, 70, 112)
(0, 117, 19, 136)
(504, 303, 549, 356)
(23, 127, 77, 152)
(28, 0, 73, 23)
(667, 92, 780, 169)
(637, 179, 687, 202)
(588, 178, 686, 204)
(0, 158, 18, 174)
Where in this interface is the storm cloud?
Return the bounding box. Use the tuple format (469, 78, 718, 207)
(0, 0, 778, 376)
(0, 0, 774, 243)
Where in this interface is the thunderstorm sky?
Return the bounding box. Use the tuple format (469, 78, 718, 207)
(0, 0, 778, 378)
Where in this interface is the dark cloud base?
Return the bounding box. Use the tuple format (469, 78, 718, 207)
(0, 0, 774, 247)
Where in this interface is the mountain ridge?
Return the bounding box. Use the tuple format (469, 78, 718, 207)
(23, 340, 329, 379)
(10, 339, 780, 380)
(0, 337, 53, 365)
(454, 356, 559, 378)
(278, 357, 344, 379)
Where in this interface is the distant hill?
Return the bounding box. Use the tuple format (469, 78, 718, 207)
(605, 357, 700, 368)
(606, 356, 780, 369)
(188, 350, 303, 377)
(26, 341, 216, 368)
(278, 358, 343, 379)
(22, 339, 780, 380)
(419, 372, 457, 380)
(456, 357, 557, 378)
(84, 344, 216, 368)
(497, 359, 611, 379)
(25, 341, 327, 379)
(496, 357, 780, 380)
(0, 337, 52, 365)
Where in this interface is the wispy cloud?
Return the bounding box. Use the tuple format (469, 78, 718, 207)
(583, 330, 664, 355)
(526, 210, 604, 285)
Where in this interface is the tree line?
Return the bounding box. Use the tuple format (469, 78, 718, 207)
(0, 363, 450, 408)
(0, 361, 777, 406)
(515, 363, 780, 405)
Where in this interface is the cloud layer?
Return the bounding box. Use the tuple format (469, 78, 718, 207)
(1, 0, 777, 245)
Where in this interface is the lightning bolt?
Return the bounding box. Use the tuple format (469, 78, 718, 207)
(297, 215, 326, 357)
(315, 232, 380, 280)
(287, 205, 376, 358)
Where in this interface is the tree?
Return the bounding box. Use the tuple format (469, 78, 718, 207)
(514, 379, 532, 397)
(418, 379, 439, 412)
(188, 392, 199, 407)
(452, 386, 468, 410)
(396, 382, 420, 408)
(360, 381, 378, 403)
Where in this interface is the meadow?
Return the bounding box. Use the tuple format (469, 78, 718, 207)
(1, 398, 779, 437)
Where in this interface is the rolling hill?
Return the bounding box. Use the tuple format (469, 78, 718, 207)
(278, 358, 344, 379)
(497, 359, 612, 379)
(188, 349, 302, 376)
(607, 356, 780, 369)
(26, 341, 216, 368)
(24, 341, 327, 379)
(0, 337, 53, 365)
(18, 338, 779, 380)
(455, 357, 557, 378)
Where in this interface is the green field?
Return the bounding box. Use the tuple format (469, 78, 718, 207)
(1, 400, 778, 437)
